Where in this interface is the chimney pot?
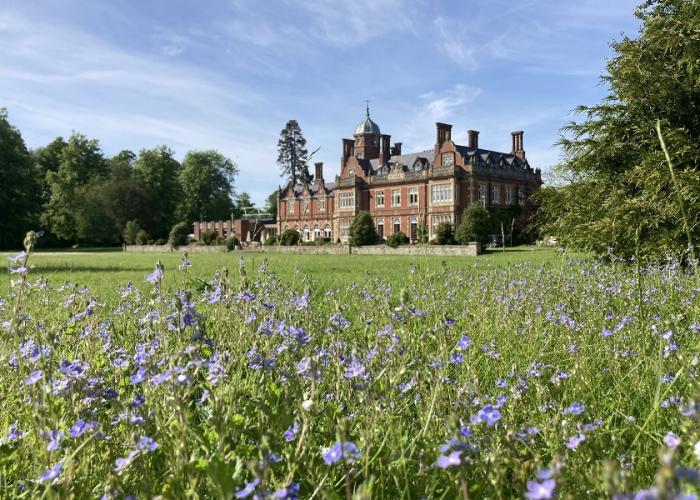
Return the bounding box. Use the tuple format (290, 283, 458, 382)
(436, 122, 453, 147)
(314, 162, 323, 181)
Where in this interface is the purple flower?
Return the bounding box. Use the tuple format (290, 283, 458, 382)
(137, 436, 158, 452)
(450, 353, 464, 364)
(477, 404, 501, 426)
(566, 433, 585, 450)
(25, 370, 43, 386)
(343, 359, 365, 379)
(663, 431, 680, 449)
(69, 419, 94, 438)
(130, 366, 146, 384)
(322, 441, 361, 465)
(235, 478, 260, 498)
(131, 394, 146, 409)
(273, 482, 300, 499)
(39, 462, 63, 483)
(296, 357, 311, 374)
(601, 326, 613, 337)
(283, 422, 300, 442)
(524, 479, 556, 499)
(562, 402, 586, 416)
(7, 251, 26, 264)
(436, 450, 462, 468)
(445, 317, 456, 326)
(6, 422, 25, 442)
(45, 430, 64, 451)
(456, 335, 472, 350)
(145, 266, 163, 284)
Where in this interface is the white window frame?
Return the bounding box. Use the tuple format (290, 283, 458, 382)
(518, 187, 526, 206)
(492, 184, 500, 204)
(287, 199, 294, 213)
(339, 219, 350, 239)
(303, 225, 311, 241)
(408, 187, 418, 206)
(479, 184, 487, 206)
(375, 190, 385, 208)
(313, 225, 321, 240)
(505, 185, 513, 205)
(431, 183, 452, 204)
(442, 152, 454, 167)
(392, 189, 401, 207)
(319, 197, 325, 212)
(393, 218, 401, 235)
(324, 224, 332, 239)
(339, 192, 355, 209)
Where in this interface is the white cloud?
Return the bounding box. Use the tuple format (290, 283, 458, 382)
(419, 84, 482, 121)
(433, 17, 478, 70)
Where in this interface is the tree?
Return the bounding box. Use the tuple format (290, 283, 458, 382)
(266, 190, 279, 220)
(535, 0, 700, 260)
(277, 120, 311, 186)
(123, 220, 140, 245)
(434, 223, 455, 245)
(177, 150, 238, 224)
(42, 132, 107, 242)
(349, 211, 378, 246)
(233, 191, 254, 219)
(134, 146, 182, 238)
(456, 204, 491, 244)
(168, 222, 190, 247)
(0, 109, 40, 249)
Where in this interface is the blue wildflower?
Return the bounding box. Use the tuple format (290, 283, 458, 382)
(524, 479, 556, 499)
(235, 478, 260, 499)
(39, 462, 63, 483)
(25, 370, 43, 386)
(322, 441, 361, 465)
(565, 433, 585, 450)
(562, 402, 586, 415)
(456, 335, 472, 350)
(283, 422, 300, 442)
(130, 366, 147, 384)
(436, 450, 461, 468)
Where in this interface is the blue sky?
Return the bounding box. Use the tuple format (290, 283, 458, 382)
(1, 0, 641, 204)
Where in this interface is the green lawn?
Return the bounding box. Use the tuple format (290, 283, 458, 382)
(1, 246, 575, 300)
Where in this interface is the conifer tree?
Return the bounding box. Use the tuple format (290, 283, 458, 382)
(276, 120, 310, 186)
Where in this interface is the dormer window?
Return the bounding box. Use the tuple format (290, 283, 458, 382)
(442, 153, 454, 167)
(349, 169, 355, 176)
(287, 200, 294, 213)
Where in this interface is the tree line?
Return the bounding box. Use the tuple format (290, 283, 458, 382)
(0, 110, 268, 249)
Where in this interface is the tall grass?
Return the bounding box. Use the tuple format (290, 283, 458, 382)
(0, 242, 698, 498)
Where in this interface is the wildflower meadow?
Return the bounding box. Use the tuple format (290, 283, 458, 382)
(1, 237, 699, 498)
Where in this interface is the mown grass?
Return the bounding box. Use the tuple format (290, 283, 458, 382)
(1, 247, 698, 498)
(1, 247, 571, 301)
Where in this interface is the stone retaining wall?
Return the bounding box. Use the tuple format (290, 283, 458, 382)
(125, 243, 481, 256)
(125, 245, 227, 253)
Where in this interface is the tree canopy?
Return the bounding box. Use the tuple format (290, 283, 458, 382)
(178, 150, 238, 224)
(535, 0, 700, 260)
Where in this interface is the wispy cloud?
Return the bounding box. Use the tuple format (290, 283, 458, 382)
(433, 17, 478, 70)
(419, 85, 482, 121)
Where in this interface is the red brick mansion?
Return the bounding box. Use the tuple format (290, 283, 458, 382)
(278, 108, 542, 243)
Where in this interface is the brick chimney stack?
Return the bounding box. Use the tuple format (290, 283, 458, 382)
(380, 134, 391, 165)
(391, 142, 402, 156)
(468, 130, 479, 149)
(342, 138, 355, 165)
(314, 162, 323, 182)
(436, 122, 452, 148)
(511, 131, 525, 159)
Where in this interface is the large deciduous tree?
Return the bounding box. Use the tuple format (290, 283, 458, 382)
(277, 120, 310, 186)
(0, 109, 40, 249)
(134, 146, 182, 238)
(42, 132, 107, 243)
(177, 150, 238, 224)
(535, 0, 700, 260)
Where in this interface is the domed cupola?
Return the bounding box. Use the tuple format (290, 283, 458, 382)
(353, 103, 381, 160)
(354, 107, 381, 136)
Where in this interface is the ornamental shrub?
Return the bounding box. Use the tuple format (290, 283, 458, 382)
(264, 235, 278, 246)
(456, 204, 491, 244)
(386, 231, 409, 248)
(122, 220, 140, 245)
(168, 222, 190, 247)
(280, 229, 300, 246)
(135, 229, 151, 245)
(434, 222, 455, 245)
(199, 229, 217, 246)
(225, 236, 240, 251)
(349, 211, 378, 246)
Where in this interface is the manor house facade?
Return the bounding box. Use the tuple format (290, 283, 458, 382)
(278, 108, 542, 243)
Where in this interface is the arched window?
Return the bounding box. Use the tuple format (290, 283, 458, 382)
(393, 218, 401, 235)
(376, 219, 384, 239)
(303, 225, 311, 241)
(313, 225, 321, 240)
(324, 224, 332, 240)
